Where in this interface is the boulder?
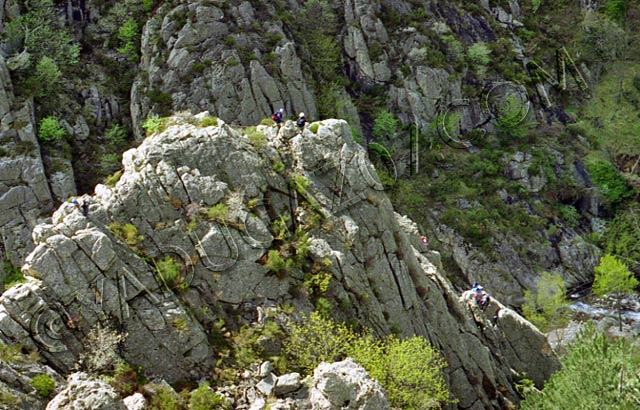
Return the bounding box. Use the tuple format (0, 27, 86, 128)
(309, 359, 390, 410)
(46, 372, 126, 410)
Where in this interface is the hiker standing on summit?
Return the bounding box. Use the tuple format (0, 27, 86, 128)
(272, 108, 284, 126)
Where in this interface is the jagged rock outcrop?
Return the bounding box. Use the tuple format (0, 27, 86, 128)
(0, 114, 559, 409)
(0, 350, 61, 410)
(131, 1, 318, 138)
(0, 55, 55, 272)
(46, 372, 126, 410)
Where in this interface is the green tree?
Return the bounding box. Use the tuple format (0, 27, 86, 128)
(467, 42, 491, 75)
(521, 322, 640, 410)
(6, 0, 79, 99)
(522, 272, 571, 333)
(285, 312, 451, 409)
(372, 110, 399, 140)
(593, 254, 638, 331)
(117, 18, 140, 61)
(602, 205, 640, 266)
(38, 116, 66, 142)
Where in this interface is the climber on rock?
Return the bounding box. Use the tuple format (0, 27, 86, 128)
(81, 198, 90, 217)
(296, 112, 306, 130)
(420, 235, 429, 251)
(272, 108, 284, 126)
(472, 283, 490, 311)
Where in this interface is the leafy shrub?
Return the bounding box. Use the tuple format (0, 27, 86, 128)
(108, 222, 144, 247)
(148, 384, 184, 410)
(260, 118, 275, 126)
(558, 205, 580, 228)
(603, 0, 626, 22)
(351, 335, 450, 409)
(593, 254, 638, 330)
(309, 123, 319, 134)
(522, 272, 570, 332)
(198, 117, 218, 127)
(142, 114, 169, 136)
(521, 323, 640, 409)
(34, 56, 62, 98)
(104, 170, 122, 188)
(155, 256, 182, 289)
(117, 18, 140, 61)
(107, 362, 141, 396)
(38, 117, 66, 142)
(602, 205, 640, 265)
(372, 110, 399, 140)
(207, 203, 229, 223)
(285, 312, 450, 409)
(2, 260, 26, 291)
(265, 250, 292, 277)
(104, 123, 129, 148)
(585, 159, 631, 204)
(190, 382, 228, 410)
(245, 127, 267, 150)
(272, 160, 285, 173)
(30, 374, 55, 398)
(467, 42, 491, 72)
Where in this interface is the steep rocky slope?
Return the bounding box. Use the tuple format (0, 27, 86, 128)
(3, 0, 634, 306)
(0, 114, 558, 408)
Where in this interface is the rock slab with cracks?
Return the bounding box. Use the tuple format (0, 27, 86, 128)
(0, 113, 559, 409)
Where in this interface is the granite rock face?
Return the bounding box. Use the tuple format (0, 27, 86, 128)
(46, 372, 126, 410)
(309, 359, 390, 410)
(0, 114, 559, 408)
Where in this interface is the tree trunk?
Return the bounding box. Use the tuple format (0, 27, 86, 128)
(617, 297, 623, 332)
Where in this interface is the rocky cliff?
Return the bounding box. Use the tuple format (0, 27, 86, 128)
(0, 114, 559, 408)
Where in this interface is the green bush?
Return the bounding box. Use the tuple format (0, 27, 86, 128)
(155, 256, 182, 289)
(309, 123, 319, 134)
(264, 250, 292, 276)
(602, 205, 640, 264)
(142, 114, 169, 136)
(108, 222, 144, 247)
(467, 42, 491, 73)
(285, 312, 451, 409)
(38, 116, 66, 142)
(207, 203, 229, 223)
(104, 170, 122, 188)
(104, 123, 129, 148)
(117, 18, 140, 61)
(260, 118, 275, 126)
(522, 272, 571, 333)
(30, 374, 55, 398)
(198, 117, 218, 127)
(351, 335, 450, 409)
(372, 110, 399, 140)
(586, 159, 631, 204)
(34, 56, 62, 98)
(2, 260, 26, 291)
(558, 205, 580, 228)
(245, 127, 267, 150)
(521, 322, 640, 409)
(148, 384, 184, 410)
(189, 382, 228, 410)
(107, 362, 141, 397)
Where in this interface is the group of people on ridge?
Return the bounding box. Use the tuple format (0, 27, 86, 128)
(272, 108, 306, 130)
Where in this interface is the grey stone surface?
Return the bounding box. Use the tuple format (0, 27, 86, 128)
(309, 359, 390, 410)
(122, 393, 146, 410)
(274, 372, 301, 397)
(46, 372, 126, 410)
(0, 114, 560, 408)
